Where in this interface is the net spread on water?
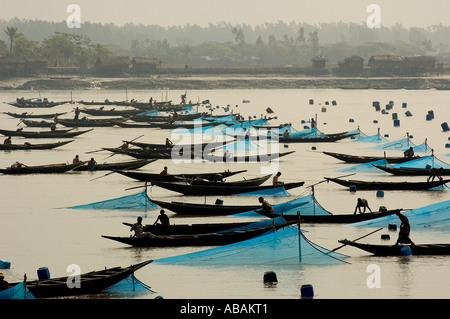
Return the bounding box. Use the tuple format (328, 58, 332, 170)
(153, 225, 348, 266)
(67, 191, 160, 211)
(348, 200, 450, 230)
(0, 281, 35, 299)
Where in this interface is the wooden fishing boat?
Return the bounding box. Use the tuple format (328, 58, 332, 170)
(57, 118, 125, 127)
(80, 107, 142, 116)
(338, 240, 450, 256)
(0, 128, 93, 139)
(279, 132, 355, 143)
(73, 158, 157, 171)
(204, 151, 296, 162)
(7, 99, 69, 108)
(189, 174, 272, 186)
(123, 140, 228, 151)
(102, 221, 295, 247)
(123, 220, 262, 234)
(3, 112, 67, 119)
(148, 199, 261, 216)
(323, 151, 421, 164)
(0, 162, 84, 175)
(102, 147, 174, 159)
(262, 209, 402, 223)
(9, 260, 153, 298)
(324, 176, 449, 190)
(0, 140, 74, 150)
(150, 180, 305, 195)
(20, 119, 56, 127)
(373, 164, 450, 176)
(112, 169, 247, 182)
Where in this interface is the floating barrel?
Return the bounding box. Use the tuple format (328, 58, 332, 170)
(426, 114, 433, 121)
(393, 119, 400, 127)
(381, 234, 390, 240)
(321, 107, 327, 112)
(309, 99, 314, 105)
(325, 101, 329, 105)
(349, 185, 357, 192)
(284, 144, 289, 148)
(388, 223, 397, 231)
(332, 100, 337, 105)
(215, 199, 223, 205)
(379, 206, 387, 212)
(300, 284, 314, 299)
(374, 105, 381, 111)
(373, 101, 380, 107)
(266, 107, 274, 114)
(402, 102, 407, 108)
(381, 109, 389, 114)
(442, 122, 449, 132)
(0, 260, 11, 269)
(301, 120, 305, 124)
(392, 113, 398, 120)
(263, 271, 278, 284)
(373, 120, 378, 123)
(349, 118, 354, 122)
(401, 246, 413, 256)
(37, 267, 50, 280)
(386, 104, 393, 110)
(405, 111, 413, 117)
(376, 190, 384, 197)
(445, 144, 450, 148)
(311, 146, 316, 150)
(428, 110, 434, 119)
(384, 134, 389, 138)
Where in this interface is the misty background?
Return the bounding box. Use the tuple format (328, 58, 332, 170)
(1, 0, 449, 68)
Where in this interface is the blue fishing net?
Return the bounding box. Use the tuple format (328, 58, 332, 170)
(333, 159, 390, 173)
(137, 109, 164, 116)
(0, 281, 35, 299)
(290, 127, 326, 138)
(345, 128, 368, 140)
(153, 225, 348, 265)
(371, 137, 415, 150)
(411, 142, 432, 153)
(220, 137, 262, 152)
(353, 134, 389, 143)
(235, 194, 332, 217)
(348, 200, 450, 230)
(67, 191, 160, 211)
(236, 186, 292, 196)
(101, 274, 156, 298)
(391, 155, 450, 169)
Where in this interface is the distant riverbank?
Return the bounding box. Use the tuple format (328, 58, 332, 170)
(1, 75, 450, 91)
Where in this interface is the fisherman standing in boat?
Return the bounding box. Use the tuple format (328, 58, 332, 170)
(74, 107, 80, 121)
(354, 198, 372, 214)
(395, 211, 414, 246)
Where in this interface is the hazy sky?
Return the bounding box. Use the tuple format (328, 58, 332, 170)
(1, 0, 449, 28)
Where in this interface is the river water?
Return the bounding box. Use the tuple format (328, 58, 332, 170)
(0, 87, 449, 302)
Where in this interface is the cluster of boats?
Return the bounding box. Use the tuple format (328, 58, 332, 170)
(1, 94, 450, 300)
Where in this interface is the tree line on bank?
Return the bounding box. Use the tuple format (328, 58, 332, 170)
(1, 18, 449, 68)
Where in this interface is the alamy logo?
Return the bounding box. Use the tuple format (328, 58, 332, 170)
(66, 4, 81, 29)
(366, 4, 381, 29)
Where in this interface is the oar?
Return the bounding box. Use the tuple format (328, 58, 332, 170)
(332, 227, 383, 252)
(307, 173, 356, 188)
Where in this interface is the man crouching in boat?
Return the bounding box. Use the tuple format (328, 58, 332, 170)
(254, 197, 274, 216)
(130, 217, 155, 238)
(354, 198, 372, 214)
(395, 211, 414, 246)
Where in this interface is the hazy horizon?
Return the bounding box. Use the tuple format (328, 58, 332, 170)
(1, 0, 449, 28)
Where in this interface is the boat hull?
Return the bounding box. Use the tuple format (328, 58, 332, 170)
(325, 177, 449, 190)
(338, 240, 450, 256)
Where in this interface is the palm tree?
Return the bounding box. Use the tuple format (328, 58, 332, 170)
(4, 26, 21, 53)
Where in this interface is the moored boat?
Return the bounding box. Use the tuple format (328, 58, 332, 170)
(0, 128, 93, 139)
(324, 176, 449, 190)
(112, 169, 247, 182)
(0, 162, 84, 174)
(150, 180, 305, 195)
(9, 260, 153, 298)
(73, 158, 157, 171)
(0, 140, 74, 150)
(102, 219, 295, 247)
(373, 164, 450, 176)
(338, 240, 450, 256)
(323, 151, 421, 164)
